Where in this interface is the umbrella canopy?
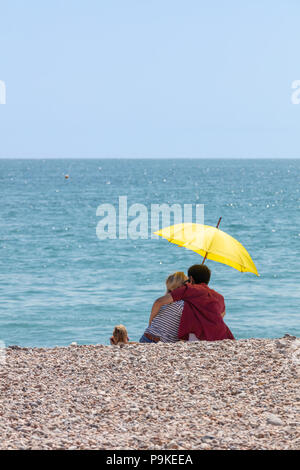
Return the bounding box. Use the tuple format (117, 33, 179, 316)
(154, 223, 259, 276)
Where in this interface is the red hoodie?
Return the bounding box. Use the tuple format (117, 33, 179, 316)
(171, 283, 234, 341)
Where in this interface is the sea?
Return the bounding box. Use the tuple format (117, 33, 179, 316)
(0, 158, 299, 347)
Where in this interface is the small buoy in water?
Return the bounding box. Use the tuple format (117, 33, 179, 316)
(65, 174, 69, 179)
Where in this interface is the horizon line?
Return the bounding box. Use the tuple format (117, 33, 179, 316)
(0, 156, 300, 160)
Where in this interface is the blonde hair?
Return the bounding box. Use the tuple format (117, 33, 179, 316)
(166, 271, 188, 292)
(112, 325, 128, 344)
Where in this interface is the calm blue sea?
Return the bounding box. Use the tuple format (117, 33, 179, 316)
(0, 159, 299, 347)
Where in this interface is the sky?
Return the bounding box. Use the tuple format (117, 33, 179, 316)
(0, 0, 300, 158)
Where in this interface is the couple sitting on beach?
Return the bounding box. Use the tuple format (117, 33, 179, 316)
(111, 264, 234, 345)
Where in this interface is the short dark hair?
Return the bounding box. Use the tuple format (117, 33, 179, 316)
(188, 264, 211, 284)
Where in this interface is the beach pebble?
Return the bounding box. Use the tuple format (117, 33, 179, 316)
(201, 435, 215, 442)
(266, 414, 284, 426)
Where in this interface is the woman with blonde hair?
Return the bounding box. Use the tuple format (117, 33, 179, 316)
(139, 271, 188, 343)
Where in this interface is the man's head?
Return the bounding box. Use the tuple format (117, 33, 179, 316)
(187, 264, 211, 285)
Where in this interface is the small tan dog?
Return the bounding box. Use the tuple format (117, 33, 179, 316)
(110, 325, 131, 345)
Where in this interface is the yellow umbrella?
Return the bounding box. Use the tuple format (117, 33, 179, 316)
(154, 219, 259, 276)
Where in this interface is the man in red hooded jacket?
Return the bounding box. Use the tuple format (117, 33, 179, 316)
(149, 265, 234, 342)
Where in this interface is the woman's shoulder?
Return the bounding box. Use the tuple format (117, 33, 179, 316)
(173, 299, 184, 307)
(162, 300, 184, 311)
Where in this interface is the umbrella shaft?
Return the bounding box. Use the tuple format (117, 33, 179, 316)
(202, 217, 222, 265)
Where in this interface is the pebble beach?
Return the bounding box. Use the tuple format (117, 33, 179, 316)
(0, 336, 299, 450)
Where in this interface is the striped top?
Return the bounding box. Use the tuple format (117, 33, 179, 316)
(144, 300, 184, 343)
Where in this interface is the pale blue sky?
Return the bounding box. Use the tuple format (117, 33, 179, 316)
(0, 0, 300, 158)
